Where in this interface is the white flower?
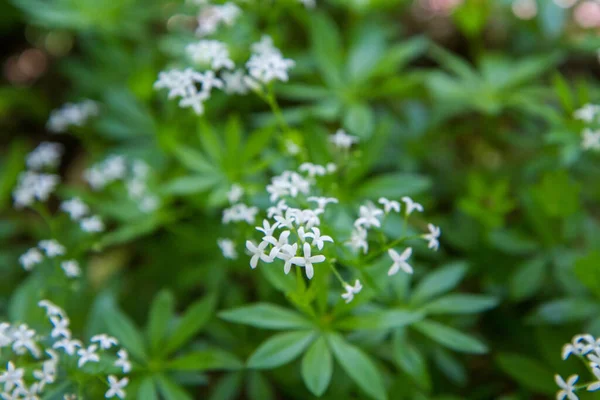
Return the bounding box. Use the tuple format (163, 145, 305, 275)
(582, 129, 600, 151)
(256, 219, 280, 240)
(0, 362, 24, 392)
(60, 198, 89, 220)
(0, 323, 12, 348)
(299, 163, 326, 178)
(285, 139, 300, 155)
(555, 374, 578, 400)
(388, 248, 413, 275)
(345, 228, 368, 254)
(179, 90, 209, 115)
(50, 316, 70, 339)
(53, 338, 82, 355)
(19, 248, 43, 271)
(289, 242, 325, 279)
(277, 243, 299, 274)
(105, 375, 128, 399)
(61, 260, 81, 278)
(38, 300, 65, 318)
(126, 179, 146, 198)
(33, 359, 57, 386)
(588, 368, 600, 391)
(140, 196, 159, 213)
(215, 2, 241, 25)
(13, 382, 42, 399)
(38, 240, 65, 257)
(402, 196, 424, 215)
(47, 100, 99, 133)
(378, 198, 400, 214)
(222, 203, 258, 224)
(304, 227, 333, 250)
(91, 334, 118, 350)
(422, 224, 441, 251)
(114, 349, 131, 373)
(186, 40, 234, 70)
(575, 103, 600, 123)
(329, 129, 358, 149)
(341, 280, 362, 303)
(307, 196, 338, 212)
(217, 238, 238, 260)
(267, 200, 288, 218)
(77, 345, 100, 367)
(274, 208, 297, 230)
(245, 241, 274, 269)
(246, 49, 295, 84)
(13, 172, 60, 208)
(26, 142, 64, 170)
(326, 163, 337, 173)
(103, 156, 127, 181)
(80, 216, 104, 233)
(265, 230, 291, 257)
(222, 69, 249, 95)
(355, 203, 383, 229)
(227, 184, 244, 204)
(12, 324, 40, 357)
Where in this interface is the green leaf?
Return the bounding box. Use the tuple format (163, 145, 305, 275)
(328, 332, 387, 400)
(156, 374, 193, 400)
(336, 310, 423, 331)
(173, 146, 215, 173)
(509, 257, 547, 301)
(370, 36, 429, 77)
(242, 127, 275, 163)
(137, 377, 159, 400)
(165, 295, 216, 355)
(574, 250, 600, 297)
(357, 173, 431, 200)
(487, 229, 539, 255)
(309, 12, 344, 87)
(247, 330, 316, 369)
(197, 120, 222, 164)
(411, 262, 468, 305)
(169, 349, 243, 371)
(414, 320, 487, 354)
(421, 294, 498, 315)
(393, 330, 430, 391)
(147, 290, 175, 354)
(496, 353, 555, 394)
(347, 22, 386, 82)
(343, 103, 374, 139)
(219, 303, 313, 330)
(102, 304, 148, 361)
(532, 170, 580, 218)
(301, 336, 333, 397)
(162, 174, 221, 195)
(247, 371, 275, 400)
(527, 298, 600, 325)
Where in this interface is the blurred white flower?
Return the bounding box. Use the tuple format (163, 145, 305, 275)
(19, 248, 43, 271)
(26, 142, 63, 170)
(222, 69, 249, 95)
(341, 280, 362, 303)
(402, 196, 424, 215)
(114, 349, 131, 373)
(218, 238, 238, 260)
(13, 171, 60, 208)
(555, 374, 579, 400)
(186, 40, 234, 70)
(80, 216, 104, 233)
(378, 198, 401, 214)
(422, 223, 441, 251)
(329, 129, 358, 149)
(77, 345, 100, 367)
(38, 240, 65, 258)
(60, 260, 81, 278)
(47, 100, 99, 133)
(582, 129, 600, 151)
(388, 248, 413, 275)
(106, 375, 128, 399)
(60, 197, 89, 221)
(91, 334, 118, 350)
(227, 183, 244, 204)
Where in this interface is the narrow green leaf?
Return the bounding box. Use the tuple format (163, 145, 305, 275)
(147, 290, 175, 354)
(247, 330, 316, 369)
(328, 333, 387, 400)
(309, 12, 344, 87)
(156, 375, 193, 400)
(414, 320, 487, 354)
(173, 146, 215, 173)
(197, 120, 223, 164)
(509, 257, 547, 301)
(165, 295, 216, 355)
(219, 303, 313, 330)
(137, 376, 158, 400)
(162, 174, 221, 195)
(411, 262, 468, 305)
(527, 298, 599, 325)
(357, 173, 431, 200)
(393, 330, 430, 391)
(102, 305, 148, 361)
(421, 294, 498, 315)
(496, 353, 555, 394)
(301, 336, 333, 396)
(336, 310, 423, 331)
(169, 349, 242, 371)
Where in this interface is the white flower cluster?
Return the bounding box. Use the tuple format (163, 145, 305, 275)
(574, 104, 600, 151)
(19, 239, 82, 278)
(0, 300, 129, 399)
(13, 142, 65, 209)
(154, 68, 223, 115)
(195, 2, 241, 37)
(245, 35, 296, 86)
(46, 100, 99, 134)
(85, 157, 159, 213)
(186, 40, 235, 70)
(555, 334, 600, 400)
(60, 197, 105, 234)
(329, 129, 359, 150)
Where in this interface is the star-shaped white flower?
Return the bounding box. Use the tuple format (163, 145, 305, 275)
(555, 374, 578, 400)
(378, 197, 400, 214)
(245, 241, 274, 269)
(402, 197, 424, 215)
(289, 242, 325, 279)
(588, 368, 600, 392)
(106, 375, 128, 399)
(388, 248, 413, 276)
(422, 224, 441, 251)
(114, 349, 132, 373)
(53, 338, 82, 355)
(0, 362, 24, 392)
(341, 280, 363, 303)
(304, 227, 333, 250)
(77, 345, 100, 367)
(91, 334, 119, 350)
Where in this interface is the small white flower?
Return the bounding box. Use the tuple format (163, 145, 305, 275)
(304, 227, 333, 250)
(140, 195, 159, 213)
(47, 100, 99, 133)
(186, 40, 234, 70)
(217, 238, 238, 260)
(60, 198, 89, 220)
(256, 219, 280, 240)
(246, 48, 295, 84)
(222, 69, 249, 95)
(0, 362, 24, 392)
(222, 203, 258, 224)
(588, 368, 600, 391)
(388, 248, 413, 275)
(227, 184, 244, 204)
(91, 334, 118, 350)
(38, 240, 65, 257)
(114, 349, 131, 373)
(378, 197, 400, 214)
(33, 359, 57, 386)
(53, 338, 82, 355)
(355, 203, 383, 229)
(77, 345, 100, 367)
(12, 324, 40, 357)
(267, 200, 288, 218)
(341, 280, 362, 303)
(555, 374, 578, 400)
(0, 323, 12, 348)
(126, 179, 146, 198)
(265, 230, 291, 257)
(38, 300, 65, 318)
(277, 243, 299, 275)
(345, 228, 368, 254)
(329, 129, 358, 150)
(61, 260, 81, 278)
(326, 163, 337, 173)
(105, 375, 128, 399)
(574, 103, 600, 123)
(402, 196, 424, 215)
(289, 242, 325, 279)
(582, 129, 600, 151)
(274, 208, 297, 230)
(422, 224, 441, 251)
(246, 240, 274, 269)
(307, 196, 338, 212)
(179, 90, 209, 115)
(80, 216, 104, 233)
(13, 172, 60, 208)
(299, 163, 326, 178)
(19, 248, 43, 271)
(50, 316, 70, 339)
(26, 142, 64, 170)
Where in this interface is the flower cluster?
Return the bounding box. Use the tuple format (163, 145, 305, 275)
(0, 300, 130, 399)
(61, 197, 105, 233)
(85, 157, 159, 213)
(46, 100, 99, 133)
(19, 239, 83, 278)
(194, 2, 241, 37)
(574, 104, 600, 151)
(554, 334, 600, 399)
